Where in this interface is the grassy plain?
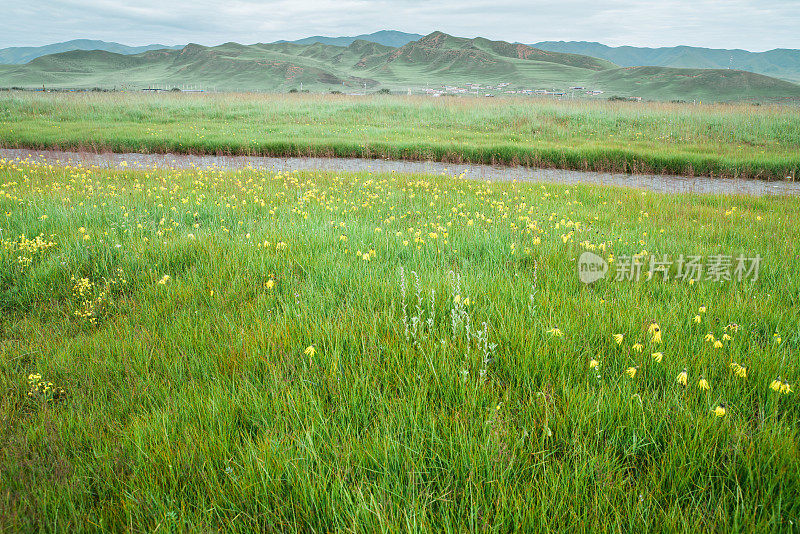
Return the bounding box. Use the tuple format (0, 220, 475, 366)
(1, 92, 799, 179)
(1, 155, 799, 531)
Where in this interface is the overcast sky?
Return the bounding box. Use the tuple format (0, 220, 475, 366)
(3, 0, 799, 51)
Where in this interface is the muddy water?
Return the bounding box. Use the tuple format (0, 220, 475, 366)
(1, 148, 798, 197)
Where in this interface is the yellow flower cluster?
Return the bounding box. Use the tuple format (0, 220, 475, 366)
(589, 298, 794, 413)
(3, 233, 57, 268)
(71, 268, 127, 324)
(570, 307, 793, 419)
(356, 249, 376, 261)
(770, 377, 793, 395)
(27, 373, 66, 401)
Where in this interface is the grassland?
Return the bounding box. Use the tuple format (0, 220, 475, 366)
(1, 92, 800, 180)
(1, 153, 799, 531)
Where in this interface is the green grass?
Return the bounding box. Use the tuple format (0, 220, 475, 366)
(1, 156, 799, 531)
(1, 92, 800, 180)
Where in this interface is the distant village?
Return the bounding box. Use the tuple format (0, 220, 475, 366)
(139, 80, 615, 98)
(19, 81, 638, 99)
(421, 82, 610, 98)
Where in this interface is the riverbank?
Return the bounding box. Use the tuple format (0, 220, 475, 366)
(3, 148, 799, 196)
(2, 92, 798, 180)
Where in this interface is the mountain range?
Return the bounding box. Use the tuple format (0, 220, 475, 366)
(531, 41, 800, 83)
(1, 31, 799, 101)
(274, 30, 423, 48)
(0, 32, 421, 65)
(0, 39, 183, 65)
(4, 31, 800, 83)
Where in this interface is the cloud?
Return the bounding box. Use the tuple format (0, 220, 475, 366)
(1, 0, 798, 51)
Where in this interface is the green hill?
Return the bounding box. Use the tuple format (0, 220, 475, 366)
(2, 32, 799, 101)
(0, 39, 181, 65)
(592, 66, 800, 101)
(533, 41, 800, 83)
(380, 32, 616, 80)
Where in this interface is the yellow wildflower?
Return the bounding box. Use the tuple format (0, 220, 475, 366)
(730, 362, 747, 379)
(651, 327, 662, 344)
(677, 368, 688, 386)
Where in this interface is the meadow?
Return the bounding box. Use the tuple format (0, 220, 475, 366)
(1, 91, 800, 180)
(1, 154, 799, 532)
